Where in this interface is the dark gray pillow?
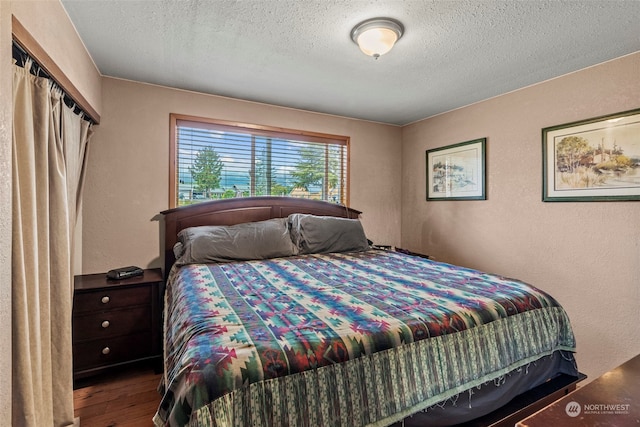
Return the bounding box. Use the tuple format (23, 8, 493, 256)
(176, 218, 298, 265)
(287, 214, 370, 254)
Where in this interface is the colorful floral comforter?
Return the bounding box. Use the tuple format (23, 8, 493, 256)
(154, 250, 576, 427)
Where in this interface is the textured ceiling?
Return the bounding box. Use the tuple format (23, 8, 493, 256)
(61, 0, 640, 125)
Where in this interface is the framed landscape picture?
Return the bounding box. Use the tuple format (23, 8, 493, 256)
(543, 108, 640, 202)
(426, 138, 486, 201)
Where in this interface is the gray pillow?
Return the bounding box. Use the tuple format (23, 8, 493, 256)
(287, 214, 370, 254)
(176, 218, 298, 265)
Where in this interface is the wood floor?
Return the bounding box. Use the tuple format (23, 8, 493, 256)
(73, 365, 162, 427)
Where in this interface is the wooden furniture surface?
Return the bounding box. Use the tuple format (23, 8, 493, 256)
(517, 354, 640, 426)
(73, 268, 163, 382)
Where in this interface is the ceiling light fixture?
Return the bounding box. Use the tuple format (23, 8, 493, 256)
(350, 18, 404, 59)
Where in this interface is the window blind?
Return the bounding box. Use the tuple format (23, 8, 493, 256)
(172, 116, 349, 207)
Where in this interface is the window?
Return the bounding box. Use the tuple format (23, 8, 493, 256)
(170, 114, 349, 208)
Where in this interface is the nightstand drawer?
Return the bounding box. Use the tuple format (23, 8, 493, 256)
(73, 331, 152, 371)
(73, 306, 151, 341)
(74, 285, 151, 313)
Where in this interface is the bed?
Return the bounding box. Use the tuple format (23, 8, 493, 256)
(154, 197, 580, 427)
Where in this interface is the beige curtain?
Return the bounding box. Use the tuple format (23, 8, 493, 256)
(12, 61, 92, 427)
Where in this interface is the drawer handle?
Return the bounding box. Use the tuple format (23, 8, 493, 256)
(101, 320, 110, 328)
(101, 296, 110, 304)
(102, 347, 110, 355)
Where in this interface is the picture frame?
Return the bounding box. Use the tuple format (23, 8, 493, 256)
(543, 108, 640, 202)
(426, 138, 486, 201)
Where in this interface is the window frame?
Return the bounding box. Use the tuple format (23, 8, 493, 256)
(169, 114, 350, 208)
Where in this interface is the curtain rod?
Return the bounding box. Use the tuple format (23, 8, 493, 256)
(11, 15, 101, 125)
(12, 41, 93, 124)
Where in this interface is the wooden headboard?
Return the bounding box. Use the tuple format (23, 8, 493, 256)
(159, 197, 361, 276)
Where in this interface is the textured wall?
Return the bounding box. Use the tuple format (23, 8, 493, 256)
(81, 78, 402, 274)
(401, 52, 640, 382)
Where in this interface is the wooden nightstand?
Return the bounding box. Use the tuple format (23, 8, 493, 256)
(72, 268, 163, 381)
